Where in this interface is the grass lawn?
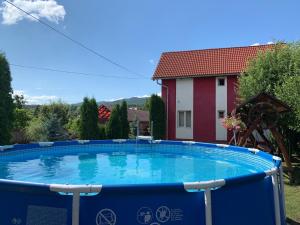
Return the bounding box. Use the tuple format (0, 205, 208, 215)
(284, 156, 300, 225)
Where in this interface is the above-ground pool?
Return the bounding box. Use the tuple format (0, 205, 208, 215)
(0, 140, 285, 225)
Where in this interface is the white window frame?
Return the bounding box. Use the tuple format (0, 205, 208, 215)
(177, 110, 192, 128)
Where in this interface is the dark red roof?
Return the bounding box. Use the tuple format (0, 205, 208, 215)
(98, 105, 111, 123)
(98, 104, 149, 123)
(152, 44, 274, 79)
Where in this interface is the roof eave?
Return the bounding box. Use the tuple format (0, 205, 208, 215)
(152, 72, 240, 80)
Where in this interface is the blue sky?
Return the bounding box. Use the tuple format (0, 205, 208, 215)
(0, 0, 300, 104)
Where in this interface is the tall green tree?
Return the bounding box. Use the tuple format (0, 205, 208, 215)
(149, 94, 166, 139)
(79, 97, 99, 139)
(120, 101, 129, 138)
(238, 42, 300, 153)
(0, 53, 14, 145)
(106, 105, 121, 139)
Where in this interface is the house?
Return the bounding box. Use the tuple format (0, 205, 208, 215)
(152, 44, 274, 142)
(98, 104, 150, 135)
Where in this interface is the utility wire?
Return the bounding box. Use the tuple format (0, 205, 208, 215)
(10, 63, 148, 80)
(3, 0, 148, 78)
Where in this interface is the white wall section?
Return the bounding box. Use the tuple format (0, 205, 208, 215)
(176, 79, 193, 139)
(215, 77, 227, 141)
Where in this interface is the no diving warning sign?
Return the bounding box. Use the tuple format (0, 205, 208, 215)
(96, 209, 117, 225)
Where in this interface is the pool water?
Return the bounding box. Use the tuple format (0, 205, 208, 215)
(0, 144, 273, 185)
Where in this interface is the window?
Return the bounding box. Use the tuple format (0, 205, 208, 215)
(178, 111, 192, 128)
(178, 111, 185, 127)
(218, 78, 225, 86)
(186, 111, 191, 127)
(218, 110, 225, 119)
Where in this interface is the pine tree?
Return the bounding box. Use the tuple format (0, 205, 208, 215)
(0, 53, 14, 145)
(149, 94, 166, 139)
(120, 101, 129, 138)
(106, 105, 121, 139)
(88, 98, 100, 139)
(79, 97, 100, 139)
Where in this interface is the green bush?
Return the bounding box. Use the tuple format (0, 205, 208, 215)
(106, 105, 121, 139)
(26, 117, 48, 142)
(238, 42, 300, 153)
(149, 94, 166, 139)
(0, 53, 14, 145)
(120, 101, 129, 139)
(79, 97, 100, 140)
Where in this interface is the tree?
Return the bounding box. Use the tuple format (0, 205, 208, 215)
(149, 94, 166, 139)
(44, 112, 66, 141)
(79, 97, 100, 139)
(106, 105, 121, 139)
(238, 42, 300, 153)
(0, 53, 14, 145)
(26, 117, 48, 142)
(39, 101, 69, 127)
(14, 94, 26, 109)
(120, 101, 129, 138)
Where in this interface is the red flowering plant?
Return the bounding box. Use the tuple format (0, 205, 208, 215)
(221, 114, 246, 145)
(221, 114, 246, 131)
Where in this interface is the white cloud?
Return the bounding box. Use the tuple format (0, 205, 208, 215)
(251, 41, 274, 46)
(13, 90, 58, 104)
(1, 0, 66, 25)
(149, 59, 155, 65)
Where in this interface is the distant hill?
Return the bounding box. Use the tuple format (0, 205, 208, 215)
(98, 97, 149, 108)
(25, 96, 149, 108)
(71, 96, 149, 108)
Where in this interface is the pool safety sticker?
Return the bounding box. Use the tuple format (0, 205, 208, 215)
(96, 209, 117, 225)
(137, 206, 183, 224)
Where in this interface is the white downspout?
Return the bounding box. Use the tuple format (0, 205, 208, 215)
(156, 79, 169, 140)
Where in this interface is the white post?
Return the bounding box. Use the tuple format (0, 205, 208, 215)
(272, 173, 281, 225)
(72, 192, 80, 225)
(279, 166, 286, 219)
(50, 184, 102, 225)
(205, 189, 212, 225)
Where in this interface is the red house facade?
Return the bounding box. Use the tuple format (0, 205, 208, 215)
(152, 45, 274, 142)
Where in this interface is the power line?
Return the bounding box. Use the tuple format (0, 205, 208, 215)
(4, 0, 148, 78)
(10, 63, 149, 80)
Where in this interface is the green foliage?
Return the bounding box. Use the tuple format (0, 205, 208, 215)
(11, 108, 31, 143)
(120, 101, 129, 138)
(23, 102, 71, 142)
(238, 42, 300, 153)
(106, 105, 121, 139)
(149, 94, 166, 139)
(13, 108, 31, 130)
(38, 101, 69, 127)
(98, 124, 106, 139)
(13, 94, 26, 109)
(0, 53, 14, 145)
(66, 116, 80, 138)
(44, 112, 67, 141)
(79, 97, 100, 139)
(26, 117, 48, 142)
(143, 98, 150, 110)
(275, 76, 300, 131)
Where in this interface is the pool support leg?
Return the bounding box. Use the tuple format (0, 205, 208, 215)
(279, 166, 286, 220)
(72, 192, 80, 225)
(272, 172, 281, 225)
(205, 188, 212, 225)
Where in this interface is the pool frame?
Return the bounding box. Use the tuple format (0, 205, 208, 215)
(0, 139, 286, 225)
